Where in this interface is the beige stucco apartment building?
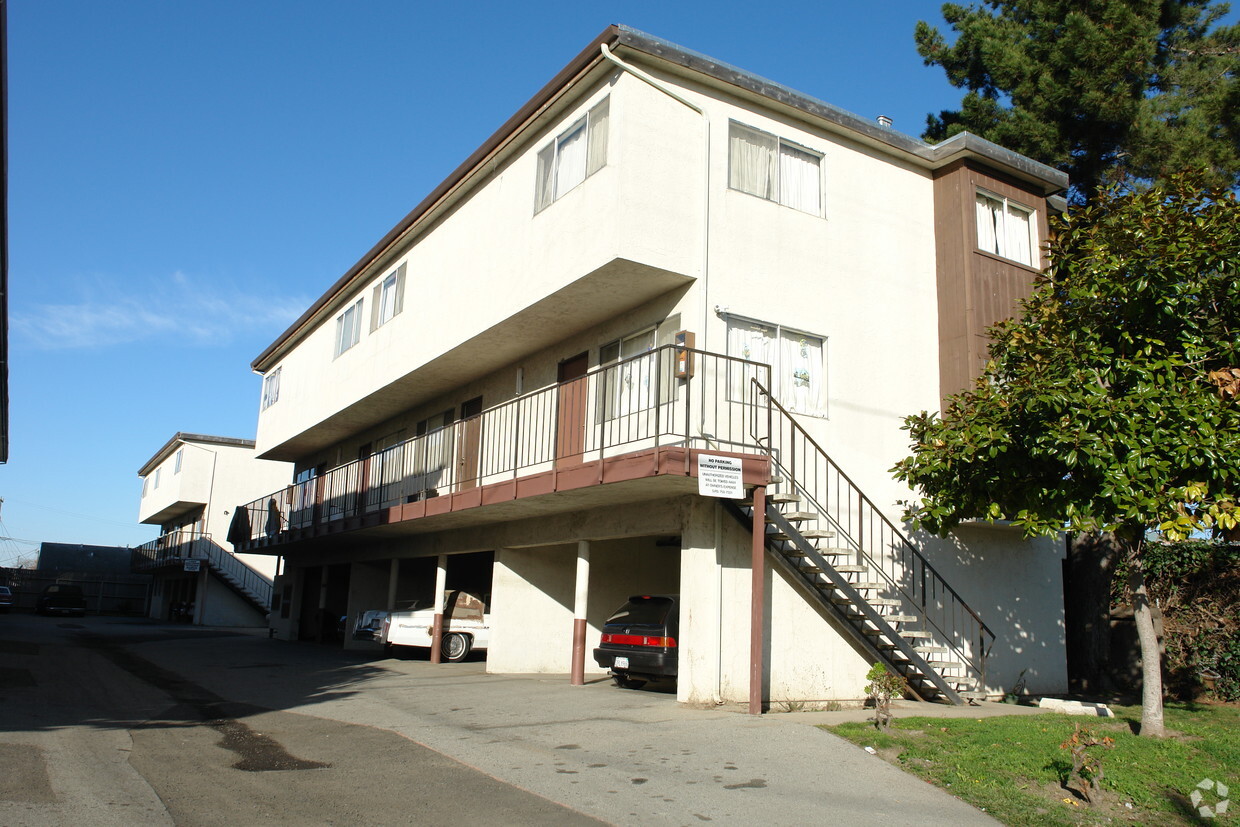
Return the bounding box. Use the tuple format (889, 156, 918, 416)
(232, 26, 1069, 708)
(136, 433, 291, 626)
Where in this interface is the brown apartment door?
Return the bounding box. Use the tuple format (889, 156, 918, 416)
(457, 396, 483, 491)
(556, 352, 589, 466)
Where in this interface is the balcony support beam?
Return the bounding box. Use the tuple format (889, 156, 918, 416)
(749, 485, 766, 716)
(571, 540, 590, 686)
(430, 555, 447, 664)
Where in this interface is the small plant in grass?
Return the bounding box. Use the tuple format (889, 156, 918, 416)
(865, 662, 906, 731)
(1059, 722, 1115, 805)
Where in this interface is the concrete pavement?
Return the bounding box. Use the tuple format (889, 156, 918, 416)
(109, 619, 1021, 826)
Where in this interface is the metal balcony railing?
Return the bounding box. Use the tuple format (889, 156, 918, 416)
(237, 346, 771, 541)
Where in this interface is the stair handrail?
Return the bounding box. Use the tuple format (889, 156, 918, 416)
(749, 379, 994, 683)
(193, 535, 274, 610)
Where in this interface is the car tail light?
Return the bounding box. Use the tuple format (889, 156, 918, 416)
(601, 633, 677, 647)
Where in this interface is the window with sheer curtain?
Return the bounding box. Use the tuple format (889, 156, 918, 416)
(976, 191, 1036, 266)
(728, 122, 822, 215)
(535, 97, 610, 212)
(726, 316, 825, 414)
(599, 328, 658, 419)
(370, 263, 406, 331)
(334, 298, 364, 358)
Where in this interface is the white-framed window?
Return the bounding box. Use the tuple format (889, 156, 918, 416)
(726, 316, 826, 415)
(334, 298, 364, 358)
(535, 96, 610, 212)
(599, 327, 658, 419)
(142, 476, 149, 497)
(370, 263, 406, 331)
(728, 122, 822, 215)
(174, 449, 183, 474)
(154, 468, 161, 489)
(261, 367, 281, 411)
(976, 191, 1037, 267)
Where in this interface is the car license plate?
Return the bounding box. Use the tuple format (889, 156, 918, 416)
(614, 656, 629, 669)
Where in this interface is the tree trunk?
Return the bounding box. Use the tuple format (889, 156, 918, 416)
(1124, 535, 1165, 737)
(1064, 532, 1122, 694)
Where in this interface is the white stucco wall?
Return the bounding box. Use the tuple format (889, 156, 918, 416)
(918, 526, 1067, 695)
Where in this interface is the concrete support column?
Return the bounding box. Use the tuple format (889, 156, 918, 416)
(570, 540, 590, 686)
(749, 485, 766, 715)
(386, 559, 400, 611)
(316, 565, 328, 644)
(430, 554, 447, 664)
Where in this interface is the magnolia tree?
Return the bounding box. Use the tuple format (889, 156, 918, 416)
(892, 178, 1239, 737)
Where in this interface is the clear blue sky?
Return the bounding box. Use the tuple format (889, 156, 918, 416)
(1, 0, 980, 563)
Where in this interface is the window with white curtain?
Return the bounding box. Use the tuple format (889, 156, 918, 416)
(370, 263, 406, 331)
(261, 367, 281, 410)
(334, 298, 364, 358)
(728, 122, 822, 215)
(535, 97, 610, 212)
(726, 316, 825, 414)
(976, 191, 1036, 266)
(599, 327, 657, 419)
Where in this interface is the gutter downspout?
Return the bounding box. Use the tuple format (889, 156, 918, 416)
(599, 43, 715, 442)
(601, 43, 725, 706)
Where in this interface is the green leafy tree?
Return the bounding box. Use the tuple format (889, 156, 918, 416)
(915, 0, 1240, 204)
(892, 177, 1240, 736)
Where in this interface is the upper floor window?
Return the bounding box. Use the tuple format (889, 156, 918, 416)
(726, 315, 825, 415)
(142, 476, 149, 497)
(174, 449, 183, 474)
(261, 367, 281, 410)
(535, 97, 609, 212)
(334, 298, 364, 358)
(371, 263, 406, 330)
(728, 122, 822, 215)
(976, 191, 1036, 267)
(154, 468, 161, 489)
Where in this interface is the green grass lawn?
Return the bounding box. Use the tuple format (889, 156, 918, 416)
(825, 702, 1238, 825)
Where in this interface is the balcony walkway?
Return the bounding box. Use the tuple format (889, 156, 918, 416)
(238, 444, 771, 552)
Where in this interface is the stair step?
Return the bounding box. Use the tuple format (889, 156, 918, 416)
(830, 596, 900, 606)
(834, 565, 868, 573)
(913, 646, 950, 654)
(822, 581, 883, 591)
(775, 511, 819, 523)
(900, 630, 934, 639)
(884, 615, 918, 624)
(770, 493, 801, 505)
(952, 677, 979, 687)
(771, 529, 836, 542)
(960, 691, 988, 702)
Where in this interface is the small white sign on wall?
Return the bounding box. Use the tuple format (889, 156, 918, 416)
(698, 454, 744, 499)
(183, 559, 202, 573)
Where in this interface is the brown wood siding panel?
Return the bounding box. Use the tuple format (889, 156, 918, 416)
(933, 162, 975, 404)
(934, 161, 1048, 403)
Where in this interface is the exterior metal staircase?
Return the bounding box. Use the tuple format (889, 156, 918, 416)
(737, 382, 994, 704)
(132, 531, 274, 615)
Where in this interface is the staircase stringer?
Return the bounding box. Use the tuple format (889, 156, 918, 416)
(761, 504, 963, 703)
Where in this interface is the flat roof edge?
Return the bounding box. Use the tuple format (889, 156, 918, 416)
(252, 24, 1068, 372)
(137, 432, 257, 477)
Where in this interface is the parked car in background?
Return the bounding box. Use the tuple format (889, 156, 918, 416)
(36, 584, 87, 616)
(0, 586, 12, 612)
(375, 591, 491, 662)
(593, 594, 679, 689)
